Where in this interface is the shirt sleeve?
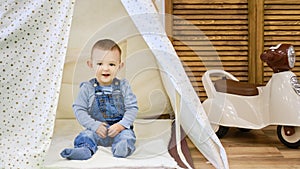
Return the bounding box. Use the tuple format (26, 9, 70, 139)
(118, 79, 138, 129)
(72, 82, 101, 132)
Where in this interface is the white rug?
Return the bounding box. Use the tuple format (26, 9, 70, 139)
(44, 119, 180, 168)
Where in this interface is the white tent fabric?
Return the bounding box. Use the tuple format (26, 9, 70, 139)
(0, 0, 74, 168)
(45, 119, 180, 169)
(121, 1, 228, 169)
(0, 0, 228, 168)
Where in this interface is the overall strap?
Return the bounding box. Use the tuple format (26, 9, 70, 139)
(89, 78, 102, 93)
(112, 78, 121, 92)
(89, 78, 97, 86)
(91, 78, 105, 117)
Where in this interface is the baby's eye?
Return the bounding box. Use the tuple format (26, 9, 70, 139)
(109, 63, 116, 66)
(97, 63, 103, 66)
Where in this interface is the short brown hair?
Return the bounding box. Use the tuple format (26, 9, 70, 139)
(91, 39, 122, 60)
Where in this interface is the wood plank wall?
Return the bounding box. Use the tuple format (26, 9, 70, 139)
(166, 0, 300, 101)
(169, 0, 250, 101)
(263, 0, 300, 82)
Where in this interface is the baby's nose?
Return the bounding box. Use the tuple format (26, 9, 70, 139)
(102, 64, 109, 70)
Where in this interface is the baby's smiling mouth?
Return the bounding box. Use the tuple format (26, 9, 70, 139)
(102, 73, 110, 77)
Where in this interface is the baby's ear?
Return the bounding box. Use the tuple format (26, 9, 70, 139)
(119, 62, 124, 69)
(87, 60, 93, 68)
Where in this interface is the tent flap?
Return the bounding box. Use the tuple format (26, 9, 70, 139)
(121, 0, 229, 168)
(0, 0, 74, 168)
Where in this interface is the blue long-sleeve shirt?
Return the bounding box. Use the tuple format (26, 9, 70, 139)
(72, 78, 138, 132)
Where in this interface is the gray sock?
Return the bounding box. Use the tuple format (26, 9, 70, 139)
(60, 147, 92, 160)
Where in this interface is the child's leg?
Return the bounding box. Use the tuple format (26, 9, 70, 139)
(111, 129, 136, 158)
(60, 130, 98, 160)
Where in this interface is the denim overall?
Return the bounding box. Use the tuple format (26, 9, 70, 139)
(72, 78, 136, 158)
(93, 78, 125, 125)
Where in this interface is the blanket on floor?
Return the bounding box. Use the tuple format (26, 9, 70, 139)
(44, 119, 182, 168)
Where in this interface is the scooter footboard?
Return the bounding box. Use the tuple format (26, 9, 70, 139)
(202, 69, 239, 98)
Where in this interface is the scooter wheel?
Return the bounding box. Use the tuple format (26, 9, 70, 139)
(277, 125, 300, 149)
(216, 126, 229, 138)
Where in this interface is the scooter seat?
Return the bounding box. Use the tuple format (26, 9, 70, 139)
(214, 79, 259, 96)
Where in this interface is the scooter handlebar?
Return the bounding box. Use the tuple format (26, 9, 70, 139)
(202, 69, 239, 98)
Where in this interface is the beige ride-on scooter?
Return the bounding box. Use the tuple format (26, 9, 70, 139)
(202, 44, 300, 148)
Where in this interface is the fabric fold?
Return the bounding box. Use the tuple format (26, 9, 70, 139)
(120, 0, 229, 168)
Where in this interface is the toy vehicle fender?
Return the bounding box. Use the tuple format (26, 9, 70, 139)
(203, 97, 262, 129)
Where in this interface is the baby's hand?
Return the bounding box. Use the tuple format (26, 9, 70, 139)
(108, 123, 125, 137)
(96, 123, 108, 138)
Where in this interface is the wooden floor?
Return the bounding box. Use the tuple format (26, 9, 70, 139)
(188, 126, 300, 169)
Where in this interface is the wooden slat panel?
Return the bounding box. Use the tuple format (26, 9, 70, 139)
(186, 71, 248, 77)
(185, 66, 248, 72)
(264, 31, 300, 36)
(265, 0, 300, 3)
(173, 30, 248, 35)
(265, 10, 300, 15)
(173, 25, 248, 30)
(173, 19, 248, 25)
(264, 36, 300, 40)
(179, 56, 248, 61)
(174, 35, 248, 41)
(173, 10, 248, 15)
(173, 0, 248, 4)
(176, 51, 248, 56)
(263, 0, 300, 83)
(265, 21, 300, 26)
(175, 45, 248, 51)
(182, 62, 249, 67)
(171, 0, 249, 101)
(173, 40, 248, 46)
(174, 4, 248, 10)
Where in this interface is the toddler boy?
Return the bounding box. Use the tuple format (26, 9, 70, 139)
(60, 39, 138, 160)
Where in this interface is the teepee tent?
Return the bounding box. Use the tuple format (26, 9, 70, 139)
(0, 0, 228, 168)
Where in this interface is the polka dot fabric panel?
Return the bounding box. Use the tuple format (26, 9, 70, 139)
(0, 0, 74, 168)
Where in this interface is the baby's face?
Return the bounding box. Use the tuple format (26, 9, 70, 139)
(90, 48, 122, 86)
